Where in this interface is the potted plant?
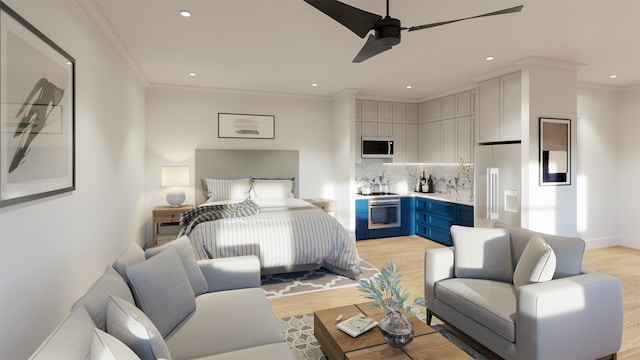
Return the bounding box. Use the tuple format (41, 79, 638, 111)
(357, 260, 418, 348)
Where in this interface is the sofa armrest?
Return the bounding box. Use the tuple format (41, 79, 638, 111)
(197, 255, 261, 292)
(424, 247, 455, 307)
(517, 271, 623, 360)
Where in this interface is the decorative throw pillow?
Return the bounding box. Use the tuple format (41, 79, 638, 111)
(144, 236, 208, 296)
(513, 234, 557, 289)
(90, 329, 141, 360)
(126, 247, 196, 337)
(112, 243, 146, 283)
(29, 306, 96, 359)
(451, 225, 513, 282)
(250, 178, 294, 199)
(105, 295, 172, 360)
(202, 178, 251, 201)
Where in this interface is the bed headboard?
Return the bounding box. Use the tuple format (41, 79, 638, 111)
(194, 149, 299, 205)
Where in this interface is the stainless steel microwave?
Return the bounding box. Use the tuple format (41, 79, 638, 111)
(362, 137, 394, 158)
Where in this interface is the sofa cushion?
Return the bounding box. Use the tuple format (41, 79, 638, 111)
(112, 243, 146, 283)
(436, 278, 516, 342)
(513, 234, 556, 289)
(165, 288, 285, 360)
(145, 236, 208, 296)
(451, 225, 513, 282)
(494, 222, 585, 278)
(192, 342, 295, 360)
(90, 329, 141, 360)
(71, 266, 135, 331)
(106, 295, 172, 360)
(29, 306, 95, 360)
(127, 247, 196, 338)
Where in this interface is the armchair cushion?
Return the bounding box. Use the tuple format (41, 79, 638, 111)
(450, 225, 513, 282)
(513, 234, 556, 289)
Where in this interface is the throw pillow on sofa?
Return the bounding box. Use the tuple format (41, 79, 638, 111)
(106, 295, 172, 360)
(90, 328, 141, 360)
(126, 247, 196, 337)
(513, 234, 556, 289)
(144, 235, 208, 296)
(450, 225, 513, 282)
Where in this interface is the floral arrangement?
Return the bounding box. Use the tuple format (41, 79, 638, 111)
(357, 261, 419, 314)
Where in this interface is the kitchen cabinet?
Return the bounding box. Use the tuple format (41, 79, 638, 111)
(426, 99, 441, 122)
(392, 123, 406, 163)
(415, 198, 474, 246)
(392, 103, 406, 123)
(441, 119, 456, 163)
(361, 100, 377, 122)
(377, 101, 393, 123)
(425, 122, 441, 163)
(456, 116, 474, 163)
(405, 124, 418, 163)
(361, 122, 377, 137)
(406, 103, 418, 124)
(477, 72, 521, 143)
(355, 197, 415, 240)
(417, 123, 428, 163)
(441, 95, 455, 120)
(355, 199, 369, 240)
(355, 121, 362, 163)
(455, 91, 472, 117)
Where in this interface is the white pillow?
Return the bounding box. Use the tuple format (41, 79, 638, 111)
(90, 329, 141, 360)
(126, 247, 196, 338)
(451, 225, 513, 283)
(250, 178, 294, 199)
(513, 234, 557, 289)
(202, 178, 251, 202)
(105, 295, 172, 360)
(144, 236, 208, 296)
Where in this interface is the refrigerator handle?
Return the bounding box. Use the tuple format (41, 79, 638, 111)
(488, 168, 499, 220)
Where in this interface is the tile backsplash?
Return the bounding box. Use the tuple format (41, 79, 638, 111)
(355, 159, 474, 200)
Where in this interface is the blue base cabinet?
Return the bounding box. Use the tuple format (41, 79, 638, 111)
(415, 198, 474, 246)
(355, 199, 369, 240)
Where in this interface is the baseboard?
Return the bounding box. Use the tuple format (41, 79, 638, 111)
(585, 237, 640, 250)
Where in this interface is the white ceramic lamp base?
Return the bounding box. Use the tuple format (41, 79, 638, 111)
(166, 191, 185, 207)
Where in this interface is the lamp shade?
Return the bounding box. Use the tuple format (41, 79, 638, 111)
(161, 166, 190, 187)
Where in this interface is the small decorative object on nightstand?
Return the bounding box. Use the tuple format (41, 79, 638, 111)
(161, 166, 190, 207)
(304, 198, 336, 217)
(152, 204, 193, 247)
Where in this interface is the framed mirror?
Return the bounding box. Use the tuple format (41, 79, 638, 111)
(539, 117, 570, 186)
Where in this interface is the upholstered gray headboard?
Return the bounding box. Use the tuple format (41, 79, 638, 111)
(194, 149, 299, 205)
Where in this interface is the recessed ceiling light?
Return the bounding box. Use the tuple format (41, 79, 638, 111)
(311, 83, 318, 87)
(188, 72, 196, 76)
(406, 85, 413, 89)
(485, 56, 494, 61)
(180, 10, 191, 17)
(609, 74, 618, 79)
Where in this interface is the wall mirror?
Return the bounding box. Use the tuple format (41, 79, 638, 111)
(539, 117, 571, 186)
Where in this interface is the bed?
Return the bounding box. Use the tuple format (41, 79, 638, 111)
(183, 149, 361, 279)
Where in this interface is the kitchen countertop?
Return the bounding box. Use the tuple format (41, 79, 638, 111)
(355, 192, 474, 207)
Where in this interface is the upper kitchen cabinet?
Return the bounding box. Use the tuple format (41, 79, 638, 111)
(477, 72, 521, 143)
(361, 100, 377, 122)
(441, 95, 455, 120)
(426, 99, 441, 122)
(392, 103, 406, 123)
(377, 101, 393, 123)
(406, 103, 418, 124)
(455, 91, 472, 117)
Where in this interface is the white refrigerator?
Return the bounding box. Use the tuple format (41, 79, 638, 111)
(474, 143, 521, 228)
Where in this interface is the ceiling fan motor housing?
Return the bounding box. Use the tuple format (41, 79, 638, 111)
(375, 17, 401, 46)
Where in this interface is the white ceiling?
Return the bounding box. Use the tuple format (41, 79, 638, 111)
(90, 0, 640, 100)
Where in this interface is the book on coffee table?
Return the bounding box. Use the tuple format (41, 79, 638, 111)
(337, 314, 378, 337)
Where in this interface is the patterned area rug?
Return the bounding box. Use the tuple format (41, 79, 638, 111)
(261, 260, 379, 299)
(278, 312, 489, 360)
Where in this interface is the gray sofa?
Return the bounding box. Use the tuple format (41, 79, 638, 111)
(424, 222, 623, 360)
(29, 236, 294, 360)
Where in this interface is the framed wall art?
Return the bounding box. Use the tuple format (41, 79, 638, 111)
(218, 113, 275, 139)
(0, 1, 75, 207)
(539, 117, 570, 186)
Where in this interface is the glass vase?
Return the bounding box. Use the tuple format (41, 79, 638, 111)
(379, 311, 414, 348)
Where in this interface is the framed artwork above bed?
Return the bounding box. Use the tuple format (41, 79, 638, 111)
(218, 113, 275, 139)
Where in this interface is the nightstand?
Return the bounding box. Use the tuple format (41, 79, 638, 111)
(304, 198, 336, 217)
(152, 204, 193, 247)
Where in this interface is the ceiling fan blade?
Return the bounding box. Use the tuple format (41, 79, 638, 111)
(353, 34, 393, 63)
(304, 0, 382, 38)
(407, 5, 523, 32)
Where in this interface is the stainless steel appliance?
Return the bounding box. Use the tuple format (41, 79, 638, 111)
(362, 137, 394, 158)
(368, 197, 401, 229)
(474, 142, 521, 228)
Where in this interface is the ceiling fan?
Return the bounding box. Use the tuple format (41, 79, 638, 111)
(303, 0, 524, 63)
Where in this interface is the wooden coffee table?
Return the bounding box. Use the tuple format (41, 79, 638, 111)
(314, 303, 470, 359)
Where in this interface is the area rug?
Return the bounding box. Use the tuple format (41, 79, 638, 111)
(261, 260, 379, 299)
(278, 312, 489, 360)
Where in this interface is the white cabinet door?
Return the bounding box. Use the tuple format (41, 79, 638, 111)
(355, 121, 362, 163)
(377, 101, 393, 123)
(406, 124, 418, 162)
(456, 116, 473, 163)
(470, 89, 477, 115)
(392, 103, 406, 123)
(361, 122, 377, 137)
(426, 122, 441, 163)
(426, 99, 441, 122)
(406, 103, 418, 124)
(377, 123, 393, 137)
(392, 124, 406, 163)
(477, 77, 500, 143)
(455, 91, 471, 117)
(500, 72, 521, 141)
(355, 100, 361, 122)
(418, 102, 428, 124)
(361, 100, 377, 122)
(418, 123, 428, 162)
(441, 95, 455, 120)
(441, 119, 456, 163)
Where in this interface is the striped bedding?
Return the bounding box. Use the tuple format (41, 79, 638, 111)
(186, 198, 361, 279)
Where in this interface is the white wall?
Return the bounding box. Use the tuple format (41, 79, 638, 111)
(331, 90, 357, 230)
(0, 1, 147, 359)
(144, 86, 338, 245)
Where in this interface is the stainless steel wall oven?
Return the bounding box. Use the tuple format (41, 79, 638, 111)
(368, 197, 401, 229)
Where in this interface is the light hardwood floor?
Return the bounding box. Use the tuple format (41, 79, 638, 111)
(268, 236, 640, 360)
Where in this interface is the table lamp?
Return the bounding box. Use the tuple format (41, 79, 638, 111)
(161, 166, 189, 207)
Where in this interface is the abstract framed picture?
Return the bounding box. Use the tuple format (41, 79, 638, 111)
(0, 2, 75, 207)
(218, 113, 275, 139)
(539, 117, 570, 186)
